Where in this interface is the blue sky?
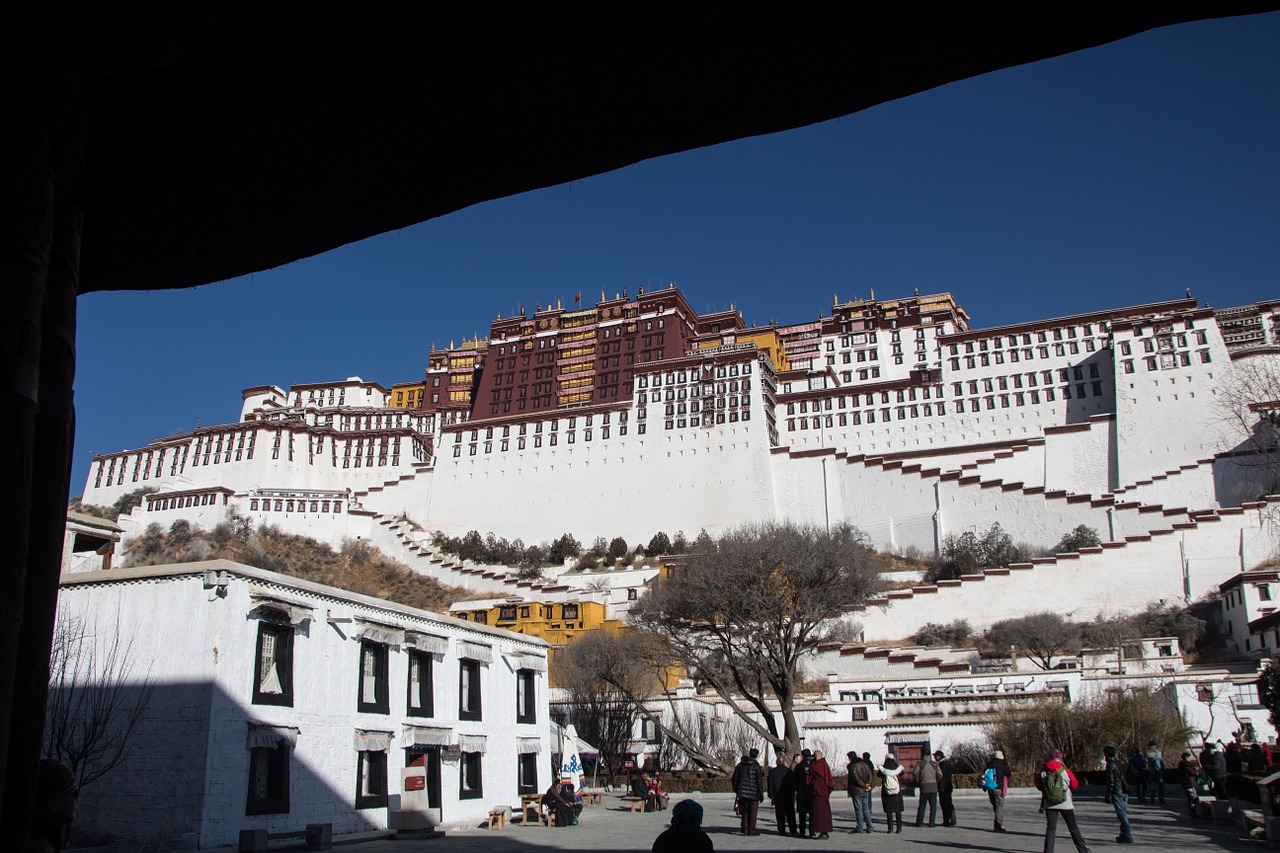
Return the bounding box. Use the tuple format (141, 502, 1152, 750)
(72, 13, 1280, 493)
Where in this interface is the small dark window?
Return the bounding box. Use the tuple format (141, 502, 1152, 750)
(498, 605, 517, 622)
(517, 669, 537, 724)
(562, 603, 579, 620)
(518, 753, 538, 795)
(460, 659, 482, 721)
(252, 622, 294, 707)
(355, 750, 388, 809)
(246, 743, 290, 815)
(407, 650, 434, 718)
(460, 751, 483, 799)
(357, 641, 390, 714)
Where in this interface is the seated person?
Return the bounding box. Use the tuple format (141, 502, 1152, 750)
(653, 799, 714, 852)
(649, 772, 669, 811)
(633, 772, 657, 811)
(543, 780, 575, 827)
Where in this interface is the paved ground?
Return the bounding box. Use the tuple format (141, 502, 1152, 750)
(345, 789, 1259, 852)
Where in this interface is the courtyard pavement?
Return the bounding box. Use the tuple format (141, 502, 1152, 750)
(346, 789, 1260, 852)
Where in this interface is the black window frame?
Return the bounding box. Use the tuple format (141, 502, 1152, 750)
(517, 753, 538, 795)
(252, 621, 294, 707)
(406, 649, 434, 718)
(516, 669, 537, 724)
(459, 659, 483, 721)
(357, 640, 390, 715)
(355, 749, 389, 809)
(460, 751, 484, 799)
(245, 743, 291, 815)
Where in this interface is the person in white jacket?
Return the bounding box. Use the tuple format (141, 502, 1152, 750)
(877, 756, 905, 833)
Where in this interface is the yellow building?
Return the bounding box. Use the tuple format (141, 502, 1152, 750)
(389, 381, 426, 409)
(697, 326, 790, 372)
(450, 598, 622, 682)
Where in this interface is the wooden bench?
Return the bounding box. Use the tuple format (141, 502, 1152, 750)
(488, 807, 507, 830)
(239, 823, 331, 852)
(520, 793, 547, 826)
(581, 790, 603, 805)
(627, 796, 647, 813)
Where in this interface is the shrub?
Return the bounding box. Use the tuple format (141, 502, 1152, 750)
(912, 620, 973, 648)
(1055, 525, 1102, 553)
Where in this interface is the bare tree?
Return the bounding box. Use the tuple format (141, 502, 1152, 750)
(630, 521, 881, 760)
(551, 632, 646, 775)
(44, 612, 154, 789)
(985, 612, 1081, 671)
(1215, 360, 1280, 501)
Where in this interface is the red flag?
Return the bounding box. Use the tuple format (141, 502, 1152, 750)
(574, 291, 581, 303)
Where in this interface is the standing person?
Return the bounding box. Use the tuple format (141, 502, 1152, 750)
(1126, 748, 1147, 803)
(808, 750, 835, 840)
(1035, 748, 1090, 853)
(913, 750, 941, 827)
(936, 750, 957, 827)
(1104, 745, 1134, 844)
(1225, 741, 1244, 774)
(846, 751, 874, 833)
(1201, 742, 1227, 799)
(860, 752, 877, 829)
(983, 749, 1012, 833)
(795, 749, 814, 838)
(652, 799, 715, 853)
(878, 755, 905, 833)
(1177, 752, 1200, 818)
(769, 754, 797, 837)
(1144, 741, 1165, 805)
(731, 749, 765, 836)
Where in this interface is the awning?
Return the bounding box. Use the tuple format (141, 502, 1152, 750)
(459, 734, 487, 754)
(519, 654, 548, 672)
(248, 592, 314, 626)
(517, 737, 543, 755)
(458, 641, 492, 664)
(247, 724, 299, 750)
(403, 725, 453, 749)
(355, 617, 405, 647)
(355, 729, 393, 752)
(885, 731, 930, 744)
(406, 632, 449, 655)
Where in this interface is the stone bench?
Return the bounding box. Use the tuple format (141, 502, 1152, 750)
(239, 823, 331, 852)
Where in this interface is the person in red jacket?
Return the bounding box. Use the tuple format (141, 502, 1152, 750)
(1035, 748, 1091, 853)
(807, 750, 836, 840)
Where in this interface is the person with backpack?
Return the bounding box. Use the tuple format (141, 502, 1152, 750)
(1036, 748, 1090, 853)
(877, 755, 905, 833)
(1126, 748, 1147, 803)
(1104, 745, 1134, 844)
(846, 751, 874, 833)
(1144, 741, 1165, 805)
(731, 749, 765, 836)
(983, 749, 1012, 833)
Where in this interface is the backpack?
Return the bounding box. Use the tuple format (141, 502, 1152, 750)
(1044, 766, 1068, 806)
(981, 767, 999, 792)
(882, 772, 901, 795)
(1124, 763, 1140, 785)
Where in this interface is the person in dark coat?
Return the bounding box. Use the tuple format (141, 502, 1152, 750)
(543, 779, 575, 827)
(731, 749, 765, 836)
(1126, 748, 1147, 803)
(847, 751, 874, 833)
(1178, 751, 1200, 817)
(936, 750, 957, 827)
(1225, 741, 1244, 773)
(1104, 745, 1134, 844)
(794, 749, 814, 837)
(652, 798, 714, 853)
(633, 772, 656, 812)
(1201, 742, 1227, 799)
(30, 759, 77, 853)
(808, 750, 836, 839)
(768, 754, 797, 836)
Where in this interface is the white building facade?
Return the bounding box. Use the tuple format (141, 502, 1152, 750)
(56, 559, 550, 847)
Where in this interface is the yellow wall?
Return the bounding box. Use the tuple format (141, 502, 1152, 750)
(390, 382, 426, 409)
(698, 328, 789, 372)
(450, 599, 622, 683)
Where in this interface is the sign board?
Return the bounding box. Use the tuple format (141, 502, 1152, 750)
(442, 745, 462, 761)
(622, 759, 636, 769)
(404, 775, 425, 791)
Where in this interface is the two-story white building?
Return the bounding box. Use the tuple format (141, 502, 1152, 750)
(55, 559, 550, 848)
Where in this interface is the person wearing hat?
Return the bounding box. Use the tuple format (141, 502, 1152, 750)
(30, 759, 78, 853)
(984, 748, 1012, 832)
(652, 798, 714, 853)
(935, 750, 957, 827)
(731, 749, 765, 836)
(1035, 747, 1089, 853)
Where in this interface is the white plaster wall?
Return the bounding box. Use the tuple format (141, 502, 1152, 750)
(56, 564, 550, 847)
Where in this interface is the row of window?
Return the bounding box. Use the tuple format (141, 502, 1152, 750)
(249, 498, 343, 514)
(1119, 350, 1211, 373)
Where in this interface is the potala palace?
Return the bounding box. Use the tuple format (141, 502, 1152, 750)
(81, 287, 1280, 636)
